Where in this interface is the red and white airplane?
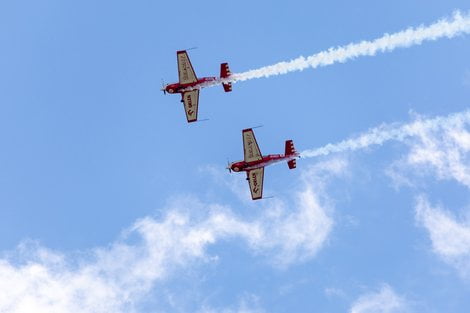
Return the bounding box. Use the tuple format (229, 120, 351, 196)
(227, 128, 300, 200)
(161, 50, 233, 123)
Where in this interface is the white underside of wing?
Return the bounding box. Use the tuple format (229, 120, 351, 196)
(177, 51, 197, 84)
(243, 129, 262, 162)
(182, 90, 199, 122)
(247, 167, 264, 200)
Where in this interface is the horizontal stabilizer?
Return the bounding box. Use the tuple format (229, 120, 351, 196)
(287, 159, 296, 169)
(223, 82, 232, 92)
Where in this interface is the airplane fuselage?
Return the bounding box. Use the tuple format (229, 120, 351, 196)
(164, 77, 217, 94)
(230, 153, 299, 173)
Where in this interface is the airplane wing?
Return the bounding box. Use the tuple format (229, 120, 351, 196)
(182, 90, 199, 123)
(177, 50, 198, 84)
(243, 128, 262, 162)
(247, 167, 264, 200)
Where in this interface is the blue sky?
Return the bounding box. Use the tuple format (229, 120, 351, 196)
(1, 1, 470, 312)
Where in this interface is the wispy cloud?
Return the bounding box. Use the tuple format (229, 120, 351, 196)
(324, 287, 346, 299)
(197, 295, 265, 313)
(350, 285, 408, 313)
(332, 108, 470, 279)
(0, 159, 345, 313)
(415, 196, 470, 278)
(372, 109, 470, 279)
(386, 110, 470, 188)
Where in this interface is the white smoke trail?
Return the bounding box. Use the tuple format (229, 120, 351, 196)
(231, 11, 470, 82)
(300, 110, 470, 158)
(182, 10, 470, 92)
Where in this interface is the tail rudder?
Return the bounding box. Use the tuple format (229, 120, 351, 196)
(285, 140, 297, 170)
(285, 140, 296, 156)
(220, 62, 232, 92)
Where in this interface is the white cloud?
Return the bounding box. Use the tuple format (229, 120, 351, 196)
(415, 196, 470, 278)
(375, 111, 470, 280)
(406, 120, 470, 187)
(197, 294, 264, 313)
(350, 285, 408, 313)
(386, 111, 470, 188)
(324, 287, 346, 299)
(0, 159, 345, 313)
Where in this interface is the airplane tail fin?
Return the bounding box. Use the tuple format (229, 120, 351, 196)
(285, 140, 297, 169)
(220, 63, 232, 92)
(285, 140, 296, 156)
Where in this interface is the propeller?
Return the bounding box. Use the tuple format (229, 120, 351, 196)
(161, 79, 166, 95)
(226, 159, 232, 173)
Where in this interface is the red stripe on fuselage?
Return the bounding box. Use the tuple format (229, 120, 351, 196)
(231, 153, 299, 172)
(165, 77, 217, 94)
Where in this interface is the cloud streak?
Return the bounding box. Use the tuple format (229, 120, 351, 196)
(350, 285, 408, 313)
(415, 196, 470, 279)
(0, 160, 344, 313)
(384, 108, 470, 189)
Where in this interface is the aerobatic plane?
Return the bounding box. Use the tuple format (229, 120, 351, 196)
(227, 128, 300, 200)
(161, 50, 232, 123)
